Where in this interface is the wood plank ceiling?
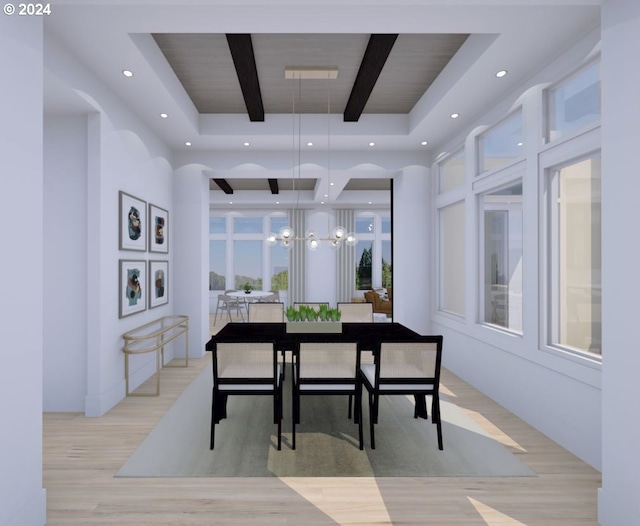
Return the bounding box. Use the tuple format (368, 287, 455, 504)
(153, 33, 468, 193)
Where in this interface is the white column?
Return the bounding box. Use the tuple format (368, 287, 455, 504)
(173, 165, 209, 359)
(393, 165, 432, 334)
(599, 0, 640, 524)
(0, 14, 47, 526)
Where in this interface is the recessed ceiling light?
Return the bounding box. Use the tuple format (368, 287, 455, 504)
(496, 70, 508, 78)
(229, 201, 233, 204)
(330, 182, 335, 186)
(369, 142, 375, 147)
(368, 201, 372, 205)
(421, 141, 428, 146)
(243, 142, 250, 146)
(307, 142, 313, 146)
(185, 141, 192, 146)
(122, 70, 133, 77)
(276, 201, 280, 204)
(324, 194, 328, 198)
(450, 113, 459, 119)
(160, 113, 168, 119)
(517, 142, 524, 146)
(321, 201, 325, 205)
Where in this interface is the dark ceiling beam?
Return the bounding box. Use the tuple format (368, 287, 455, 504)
(226, 34, 265, 122)
(343, 34, 399, 122)
(213, 179, 234, 194)
(268, 178, 279, 194)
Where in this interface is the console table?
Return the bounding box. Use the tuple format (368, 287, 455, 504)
(122, 315, 189, 396)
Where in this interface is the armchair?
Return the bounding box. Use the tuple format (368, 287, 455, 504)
(364, 287, 392, 315)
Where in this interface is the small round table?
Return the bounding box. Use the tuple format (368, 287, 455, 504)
(227, 290, 274, 301)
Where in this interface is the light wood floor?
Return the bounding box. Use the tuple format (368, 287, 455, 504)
(43, 316, 601, 525)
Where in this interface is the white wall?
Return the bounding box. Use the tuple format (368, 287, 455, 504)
(0, 14, 47, 526)
(393, 165, 432, 334)
(173, 165, 209, 358)
(430, 27, 603, 470)
(44, 32, 174, 416)
(598, 0, 640, 524)
(43, 116, 88, 411)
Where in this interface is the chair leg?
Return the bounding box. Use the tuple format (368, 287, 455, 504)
(433, 394, 443, 450)
(356, 387, 363, 450)
(210, 390, 216, 450)
(368, 391, 376, 450)
(276, 383, 283, 451)
(292, 380, 297, 450)
(348, 394, 353, 419)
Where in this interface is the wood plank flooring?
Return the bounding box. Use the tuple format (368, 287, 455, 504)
(43, 317, 601, 525)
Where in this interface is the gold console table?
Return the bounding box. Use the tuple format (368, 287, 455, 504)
(122, 315, 189, 396)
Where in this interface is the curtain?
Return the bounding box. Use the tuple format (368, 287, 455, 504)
(288, 209, 306, 304)
(336, 209, 355, 302)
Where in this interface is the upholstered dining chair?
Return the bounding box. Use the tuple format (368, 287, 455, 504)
(210, 341, 283, 450)
(358, 336, 444, 450)
(292, 341, 363, 450)
(248, 302, 285, 322)
(337, 302, 374, 323)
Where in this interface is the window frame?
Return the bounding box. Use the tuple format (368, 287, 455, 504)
(476, 109, 525, 176)
(543, 59, 601, 146)
(539, 125, 602, 363)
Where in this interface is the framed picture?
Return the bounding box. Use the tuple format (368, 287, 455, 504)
(149, 203, 169, 253)
(119, 259, 147, 318)
(119, 191, 147, 251)
(149, 260, 169, 309)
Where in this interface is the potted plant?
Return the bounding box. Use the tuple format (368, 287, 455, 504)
(243, 282, 253, 294)
(285, 304, 342, 333)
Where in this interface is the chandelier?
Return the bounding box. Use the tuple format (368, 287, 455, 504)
(265, 67, 357, 251)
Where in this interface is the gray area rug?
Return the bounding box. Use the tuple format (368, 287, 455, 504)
(117, 366, 535, 478)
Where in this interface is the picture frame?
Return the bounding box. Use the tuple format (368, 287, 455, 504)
(119, 191, 147, 251)
(149, 260, 169, 309)
(149, 203, 169, 253)
(119, 259, 147, 318)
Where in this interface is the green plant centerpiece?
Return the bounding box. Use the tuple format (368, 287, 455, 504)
(243, 282, 253, 294)
(285, 304, 342, 333)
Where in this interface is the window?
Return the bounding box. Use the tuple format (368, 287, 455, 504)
(354, 212, 391, 290)
(209, 212, 288, 294)
(209, 240, 226, 290)
(439, 201, 465, 315)
(547, 154, 601, 355)
(480, 182, 523, 332)
(439, 149, 465, 193)
(270, 217, 289, 291)
(234, 240, 262, 290)
(547, 62, 600, 143)
(478, 112, 524, 174)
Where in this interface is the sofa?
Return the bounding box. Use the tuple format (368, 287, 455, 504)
(364, 287, 392, 315)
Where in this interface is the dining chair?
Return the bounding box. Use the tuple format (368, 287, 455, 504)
(210, 341, 283, 450)
(248, 302, 285, 322)
(213, 292, 245, 324)
(337, 302, 374, 323)
(358, 336, 444, 450)
(292, 341, 363, 450)
(337, 302, 373, 416)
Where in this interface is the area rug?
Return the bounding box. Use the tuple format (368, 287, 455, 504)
(117, 366, 535, 478)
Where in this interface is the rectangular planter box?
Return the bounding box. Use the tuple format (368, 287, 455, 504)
(286, 321, 343, 333)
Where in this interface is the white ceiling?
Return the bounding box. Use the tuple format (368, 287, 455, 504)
(43, 0, 601, 205)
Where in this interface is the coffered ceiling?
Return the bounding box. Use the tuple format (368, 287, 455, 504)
(43, 1, 601, 206)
